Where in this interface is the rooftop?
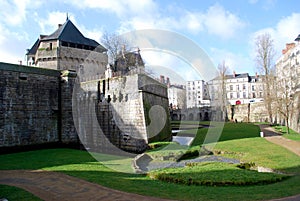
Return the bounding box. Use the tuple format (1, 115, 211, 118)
(27, 19, 106, 55)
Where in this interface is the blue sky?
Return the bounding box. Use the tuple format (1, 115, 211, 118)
(0, 0, 299, 83)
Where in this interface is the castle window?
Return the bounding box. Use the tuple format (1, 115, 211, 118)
(49, 43, 52, 50)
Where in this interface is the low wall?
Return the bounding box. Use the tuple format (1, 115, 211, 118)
(227, 102, 269, 123)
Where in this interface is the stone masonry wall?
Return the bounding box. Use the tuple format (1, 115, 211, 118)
(76, 74, 172, 153)
(227, 102, 269, 123)
(0, 62, 79, 149)
(0, 62, 60, 147)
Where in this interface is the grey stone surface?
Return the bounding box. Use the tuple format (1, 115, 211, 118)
(134, 154, 240, 172)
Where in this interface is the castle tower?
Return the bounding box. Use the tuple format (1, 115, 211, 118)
(26, 19, 108, 80)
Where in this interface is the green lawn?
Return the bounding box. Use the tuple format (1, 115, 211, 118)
(272, 125, 300, 141)
(0, 122, 300, 201)
(148, 162, 289, 186)
(188, 122, 260, 146)
(0, 184, 42, 201)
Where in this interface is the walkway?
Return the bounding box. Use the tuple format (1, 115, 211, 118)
(259, 124, 300, 156)
(1, 126, 299, 201)
(0, 170, 173, 201)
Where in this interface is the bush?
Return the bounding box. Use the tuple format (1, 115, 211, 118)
(148, 162, 289, 187)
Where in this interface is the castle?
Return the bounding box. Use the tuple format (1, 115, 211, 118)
(0, 19, 171, 153)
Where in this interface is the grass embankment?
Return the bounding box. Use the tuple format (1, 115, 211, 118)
(272, 125, 300, 141)
(1, 122, 300, 201)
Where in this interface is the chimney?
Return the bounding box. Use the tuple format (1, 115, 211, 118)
(160, 75, 165, 84)
(58, 24, 62, 28)
(233, 71, 236, 78)
(282, 49, 287, 54)
(255, 72, 258, 78)
(166, 77, 170, 87)
(286, 43, 295, 50)
(282, 43, 295, 54)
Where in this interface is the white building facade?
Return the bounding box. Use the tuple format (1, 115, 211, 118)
(208, 73, 264, 106)
(186, 80, 210, 108)
(168, 85, 186, 110)
(275, 35, 300, 132)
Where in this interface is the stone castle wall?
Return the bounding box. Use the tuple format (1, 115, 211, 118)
(75, 74, 172, 153)
(227, 102, 269, 123)
(37, 46, 107, 79)
(0, 62, 78, 149)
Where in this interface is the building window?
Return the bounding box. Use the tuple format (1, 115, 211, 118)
(49, 43, 53, 50)
(259, 92, 263, 98)
(236, 85, 239, 90)
(230, 85, 233, 91)
(252, 85, 255, 91)
(230, 93, 233, 99)
(243, 84, 246, 90)
(243, 92, 246, 98)
(252, 93, 256, 98)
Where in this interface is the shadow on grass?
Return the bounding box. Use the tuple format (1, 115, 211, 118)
(1, 148, 300, 201)
(50, 168, 300, 201)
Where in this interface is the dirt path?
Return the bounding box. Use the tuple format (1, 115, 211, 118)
(0, 170, 174, 201)
(259, 125, 300, 156)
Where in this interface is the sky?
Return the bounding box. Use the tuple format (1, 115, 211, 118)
(0, 0, 299, 84)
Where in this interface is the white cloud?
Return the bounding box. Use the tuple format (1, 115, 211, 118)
(0, 0, 42, 26)
(209, 47, 255, 75)
(35, 11, 103, 43)
(119, 3, 245, 40)
(141, 51, 202, 84)
(0, 24, 28, 64)
(66, 0, 157, 18)
(250, 13, 300, 60)
(203, 4, 245, 39)
(36, 11, 76, 34)
(80, 26, 104, 43)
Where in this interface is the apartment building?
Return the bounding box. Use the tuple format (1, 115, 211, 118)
(186, 80, 210, 108)
(208, 72, 264, 105)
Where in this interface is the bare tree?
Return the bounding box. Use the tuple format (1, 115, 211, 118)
(217, 61, 229, 121)
(101, 32, 129, 64)
(255, 33, 275, 124)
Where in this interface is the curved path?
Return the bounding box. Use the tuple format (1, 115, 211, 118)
(259, 125, 300, 201)
(259, 125, 300, 156)
(0, 170, 173, 201)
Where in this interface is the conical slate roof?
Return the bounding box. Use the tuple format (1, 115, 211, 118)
(41, 20, 101, 48)
(27, 19, 106, 55)
(295, 34, 300, 42)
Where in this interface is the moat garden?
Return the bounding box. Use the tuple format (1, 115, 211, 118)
(1, 121, 300, 201)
